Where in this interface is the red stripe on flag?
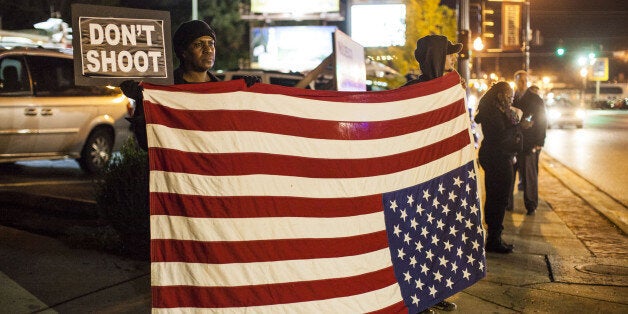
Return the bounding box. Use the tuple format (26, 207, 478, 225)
(144, 99, 465, 140)
(151, 267, 398, 308)
(142, 71, 461, 104)
(367, 301, 408, 314)
(149, 130, 469, 178)
(152, 231, 388, 263)
(150, 193, 382, 218)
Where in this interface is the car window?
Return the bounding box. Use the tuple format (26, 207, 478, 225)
(269, 77, 300, 87)
(553, 98, 575, 108)
(26, 55, 118, 97)
(0, 57, 30, 95)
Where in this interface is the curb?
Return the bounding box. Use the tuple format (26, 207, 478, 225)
(540, 153, 628, 235)
(0, 190, 97, 219)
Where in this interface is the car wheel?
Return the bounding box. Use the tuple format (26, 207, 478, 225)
(78, 127, 113, 174)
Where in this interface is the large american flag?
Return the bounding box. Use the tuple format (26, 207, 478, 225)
(144, 72, 486, 313)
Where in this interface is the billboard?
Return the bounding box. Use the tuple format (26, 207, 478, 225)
(251, 26, 336, 73)
(502, 3, 522, 51)
(251, 0, 339, 14)
(350, 4, 406, 47)
(71, 4, 173, 86)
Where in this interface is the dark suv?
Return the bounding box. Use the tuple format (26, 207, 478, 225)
(0, 46, 132, 173)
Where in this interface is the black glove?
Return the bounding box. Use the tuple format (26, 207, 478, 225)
(119, 80, 143, 99)
(242, 75, 261, 87)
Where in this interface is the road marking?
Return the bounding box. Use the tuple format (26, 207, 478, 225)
(0, 180, 91, 188)
(0, 271, 57, 313)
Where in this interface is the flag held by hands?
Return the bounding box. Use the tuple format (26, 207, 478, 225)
(145, 72, 486, 313)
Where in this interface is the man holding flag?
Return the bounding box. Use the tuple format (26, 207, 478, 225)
(145, 67, 486, 312)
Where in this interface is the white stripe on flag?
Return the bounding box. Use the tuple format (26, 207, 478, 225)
(149, 145, 476, 198)
(150, 211, 385, 241)
(143, 85, 464, 122)
(146, 115, 469, 157)
(151, 248, 392, 287)
(151, 284, 403, 314)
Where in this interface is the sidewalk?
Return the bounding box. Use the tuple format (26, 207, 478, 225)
(0, 153, 626, 313)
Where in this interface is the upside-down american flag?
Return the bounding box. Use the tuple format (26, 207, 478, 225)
(144, 72, 486, 313)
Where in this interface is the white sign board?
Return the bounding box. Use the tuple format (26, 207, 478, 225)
(72, 4, 173, 86)
(333, 30, 366, 91)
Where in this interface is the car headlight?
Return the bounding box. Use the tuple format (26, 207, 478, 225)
(576, 109, 586, 119)
(548, 108, 561, 121)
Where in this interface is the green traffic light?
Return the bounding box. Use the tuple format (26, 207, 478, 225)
(556, 48, 565, 56)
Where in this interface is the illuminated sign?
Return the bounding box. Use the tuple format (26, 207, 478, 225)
(590, 58, 609, 81)
(350, 4, 406, 47)
(502, 3, 521, 50)
(251, 0, 339, 14)
(251, 26, 336, 72)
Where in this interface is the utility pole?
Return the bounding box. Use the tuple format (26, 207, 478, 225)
(524, 0, 530, 72)
(458, 0, 470, 90)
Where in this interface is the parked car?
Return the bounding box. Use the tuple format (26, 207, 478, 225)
(0, 46, 132, 173)
(215, 69, 318, 89)
(546, 97, 586, 129)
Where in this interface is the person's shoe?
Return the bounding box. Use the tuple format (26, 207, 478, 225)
(419, 308, 435, 314)
(433, 300, 457, 311)
(505, 206, 513, 212)
(526, 209, 536, 215)
(486, 241, 514, 253)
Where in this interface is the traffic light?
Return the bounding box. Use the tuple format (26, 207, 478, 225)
(458, 29, 470, 60)
(481, 1, 499, 50)
(556, 47, 565, 56)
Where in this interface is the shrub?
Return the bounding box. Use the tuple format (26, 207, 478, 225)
(96, 137, 150, 259)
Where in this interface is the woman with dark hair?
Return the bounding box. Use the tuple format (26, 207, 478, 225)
(474, 82, 531, 253)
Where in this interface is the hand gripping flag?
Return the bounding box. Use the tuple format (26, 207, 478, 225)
(145, 72, 486, 313)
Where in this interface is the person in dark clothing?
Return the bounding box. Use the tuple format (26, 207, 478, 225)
(404, 34, 462, 314)
(403, 34, 463, 87)
(475, 82, 532, 253)
(121, 20, 259, 150)
(171, 20, 222, 85)
(513, 84, 547, 215)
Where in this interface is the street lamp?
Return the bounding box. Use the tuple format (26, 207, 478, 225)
(473, 36, 484, 79)
(580, 67, 588, 106)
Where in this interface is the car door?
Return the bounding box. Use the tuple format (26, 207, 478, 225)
(25, 54, 96, 155)
(0, 55, 35, 156)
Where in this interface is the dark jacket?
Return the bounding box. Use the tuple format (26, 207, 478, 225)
(513, 89, 547, 152)
(403, 35, 448, 86)
(173, 67, 220, 84)
(475, 102, 522, 159)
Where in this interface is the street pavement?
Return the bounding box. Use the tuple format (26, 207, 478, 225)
(0, 152, 626, 313)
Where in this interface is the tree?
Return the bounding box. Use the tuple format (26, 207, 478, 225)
(197, 0, 248, 70)
(366, 0, 457, 86)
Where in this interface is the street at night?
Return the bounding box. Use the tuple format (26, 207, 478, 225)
(1, 0, 627, 313)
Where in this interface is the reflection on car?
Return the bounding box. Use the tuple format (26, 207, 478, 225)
(546, 97, 585, 129)
(0, 46, 132, 173)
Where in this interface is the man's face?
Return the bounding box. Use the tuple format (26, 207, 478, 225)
(445, 53, 458, 72)
(515, 73, 528, 91)
(182, 36, 216, 72)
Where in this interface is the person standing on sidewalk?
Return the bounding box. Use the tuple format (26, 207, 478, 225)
(403, 34, 462, 314)
(510, 70, 547, 215)
(403, 34, 464, 87)
(475, 82, 532, 253)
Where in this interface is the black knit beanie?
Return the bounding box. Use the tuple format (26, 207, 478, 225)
(173, 20, 216, 60)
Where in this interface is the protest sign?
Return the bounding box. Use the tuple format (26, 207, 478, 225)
(71, 4, 173, 86)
